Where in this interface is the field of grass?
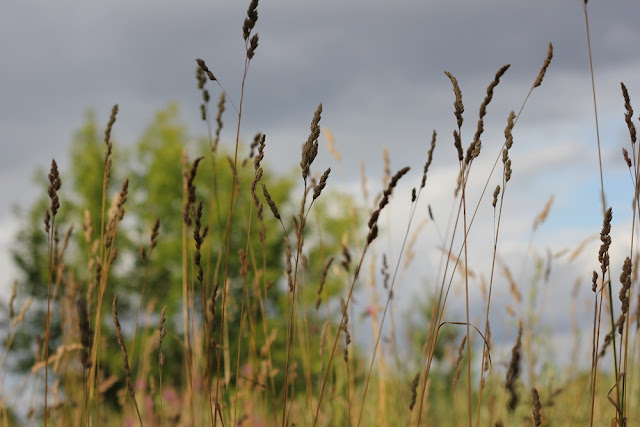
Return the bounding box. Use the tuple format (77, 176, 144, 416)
(0, 1, 639, 426)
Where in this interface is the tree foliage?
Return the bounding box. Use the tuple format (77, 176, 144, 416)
(7, 102, 357, 409)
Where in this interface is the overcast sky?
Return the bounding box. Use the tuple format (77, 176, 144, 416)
(2, 0, 640, 367)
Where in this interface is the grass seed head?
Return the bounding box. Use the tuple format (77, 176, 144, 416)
(313, 168, 331, 201)
(532, 388, 542, 426)
(77, 298, 92, 369)
(195, 58, 216, 81)
(301, 104, 323, 180)
(492, 185, 501, 207)
(262, 184, 281, 220)
(421, 130, 437, 188)
(622, 147, 632, 167)
(105, 104, 119, 145)
(409, 372, 420, 411)
(533, 43, 553, 88)
(444, 71, 464, 130)
(506, 323, 523, 412)
(621, 82, 636, 144)
(243, 0, 259, 41)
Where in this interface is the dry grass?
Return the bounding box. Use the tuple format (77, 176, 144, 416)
(0, 1, 639, 426)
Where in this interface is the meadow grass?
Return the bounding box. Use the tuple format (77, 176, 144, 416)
(0, 1, 639, 426)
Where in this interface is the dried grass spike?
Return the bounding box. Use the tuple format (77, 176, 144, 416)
(112, 293, 143, 424)
(243, 0, 259, 41)
(383, 148, 391, 187)
(492, 185, 501, 207)
(468, 64, 510, 163)
(381, 254, 390, 289)
(150, 218, 160, 251)
(196, 66, 206, 89)
(421, 130, 437, 188)
(339, 297, 351, 362)
(621, 82, 636, 144)
(409, 372, 420, 410)
(324, 127, 341, 163)
(183, 156, 204, 225)
(213, 93, 226, 153)
(262, 184, 281, 220)
(341, 240, 351, 272)
(193, 201, 205, 285)
(156, 306, 167, 357)
(12, 298, 32, 330)
(380, 167, 410, 209)
(195, 58, 216, 81)
(453, 130, 463, 162)
(533, 43, 553, 88)
(532, 388, 542, 426)
(57, 225, 73, 261)
(366, 166, 410, 244)
(505, 159, 512, 182)
(285, 239, 293, 292)
(532, 195, 554, 231)
(505, 323, 523, 412)
(452, 335, 467, 393)
(77, 298, 92, 369)
(105, 104, 119, 145)
(47, 159, 61, 219)
(300, 104, 323, 180)
(617, 256, 632, 334)
(9, 281, 17, 319)
(313, 168, 331, 201)
(598, 207, 613, 278)
(315, 257, 335, 310)
(44, 209, 50, 234)
(483, 322, 492, 373)
(599, 330, 614, 357)
(444, 71, 464, 130)
(367, 224, 379, 244)
(622, 147, 632, 168)
(248, 33, 259, 59)
(504, 110, 515, 150)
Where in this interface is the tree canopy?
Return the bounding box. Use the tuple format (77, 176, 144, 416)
(7, 102, 359, 413)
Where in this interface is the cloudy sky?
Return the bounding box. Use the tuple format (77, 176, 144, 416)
(1, 0, 640, 367)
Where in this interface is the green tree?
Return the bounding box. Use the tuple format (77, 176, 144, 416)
(6, 102, 356, 417)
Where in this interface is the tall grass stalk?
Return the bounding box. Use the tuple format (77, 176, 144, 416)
(621, 81, 638, 422)
(86, 105, 118, 418)
(313, 167, 410, 427)
(358, 131, 436, 425)
(582, 2, 622, 425)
